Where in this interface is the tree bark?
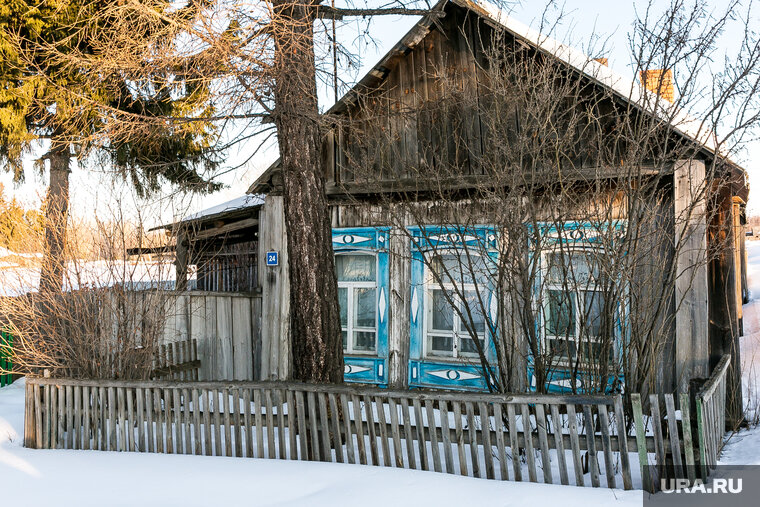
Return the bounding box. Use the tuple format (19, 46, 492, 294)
(40, 143, 71, 295)
(271, 0, 343, 383)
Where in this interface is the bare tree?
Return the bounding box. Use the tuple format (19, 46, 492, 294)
(335, 0, 758, 410)
(18, 0, 492, 382)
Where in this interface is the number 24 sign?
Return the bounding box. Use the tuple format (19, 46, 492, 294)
(266, 251, 278, 266)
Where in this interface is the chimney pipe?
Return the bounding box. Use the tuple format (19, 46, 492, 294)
(639, 69, 675, 102)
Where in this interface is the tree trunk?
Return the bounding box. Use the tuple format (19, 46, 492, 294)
(40, 143, 71, 295)
(271, 0, 343, 383)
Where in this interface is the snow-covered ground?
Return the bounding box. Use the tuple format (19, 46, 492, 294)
(0, 380, 639, 506)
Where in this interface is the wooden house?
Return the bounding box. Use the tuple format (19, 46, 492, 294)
(168, 0, 750, 415)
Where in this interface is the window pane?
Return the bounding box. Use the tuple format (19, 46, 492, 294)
(341, 330, 348, 351)
(335, 254, 376, 282)
(430, 253, 490, 285)
(547, 290, 575, 337)
(582, 291, 604, 337)
(338, 287, 348, 327)
(547, 251, 600, 285)
(548, 338, 577, 360)
(353, 331, 376, 352)
(429, 335, 454, 356)
(431, 289, 454, 331)
(459, 336, 484, 356)
(354, 288, 376, 327)
(462, 290, 486, 334)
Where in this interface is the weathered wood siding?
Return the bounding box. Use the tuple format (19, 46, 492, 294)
(157, 293, 261, 381)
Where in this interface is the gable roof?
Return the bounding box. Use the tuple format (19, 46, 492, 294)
(248, 0, 748, 195)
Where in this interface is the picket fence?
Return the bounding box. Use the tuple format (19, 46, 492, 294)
(22, 355, 732, 492)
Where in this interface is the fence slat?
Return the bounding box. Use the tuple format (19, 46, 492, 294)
(71, 385, 79, 449)
(535, 403, 552, 484)
(583, 405, 600, 488)
(549, 404, 567, 485)
(265, 389, 277, 459)
(521, 403, 536, 482)
(492, 403, 508, 481)
(108, 387, 117, 451)
(127, 388, 136, 453)
(317, 392, 330, 461)
(613, 395, 633, 490)
(425, 400, 441, 473)
(233, 389, 243, 457)
(401, 398, 416, 470)
(295, 390, 308, 460)
(328, 392, 344, 463)
(173, 388, 183, 454)
(440, 401, 455, 474)
(680, 393, 696, 484)
(364, 395, 379, 466)
(664, 394, 684, 479)
(598, 404, 615, 488)
(480, 402, 495, 480)
(213, 389, 223, 457)
(340, 394, 356, 465)
(307, 391, 320, 461)
(277, 389, 287, 459)
(631, 394, 651, 492)
(153, 388, 164, 454)
(376, 396, 391, 467)
(413, 398, 427, 471)
(566, 404, 584, 487)
(118, 387, 128, 452)
(506, 403, 521, 482)
(222, 388, 232, 457)
(466, 402, 480, 478)
(202, 389, 212, 456)
(255, 389, 265, 459)
(192, 389, 202, 456)
(649, 394, 666, 479)
(388, 397, 404, 468)
(243, 389, 253, 458)
(287, 390, 298, 460)
(451, 401, 468, 476)
(136, 388, 145, 452)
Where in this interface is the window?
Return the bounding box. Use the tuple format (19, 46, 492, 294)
(542, 249, 615, 366)
(425, 252, 490, 359)
(336, 254, 377, 354)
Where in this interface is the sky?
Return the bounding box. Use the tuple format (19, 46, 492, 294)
(2, 0, 758, 227)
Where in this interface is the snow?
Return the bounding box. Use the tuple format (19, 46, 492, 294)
(0, 381, 640, 504)
(0, 260, 175, 297)
(181, 194, 264, 222)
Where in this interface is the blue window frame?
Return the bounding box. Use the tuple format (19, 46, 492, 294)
(333, 227, 390, 385)
(527, 221, 626, 394)
(408, 225, 499, 391)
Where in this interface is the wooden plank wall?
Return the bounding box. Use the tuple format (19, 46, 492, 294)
(332, 8, 492, 185)
(157, 293, 260, 381)
(259, 195, 290, 381)
(674, 160, 710, 392)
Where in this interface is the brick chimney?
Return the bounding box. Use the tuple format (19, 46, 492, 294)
(639, 69, 675, 102)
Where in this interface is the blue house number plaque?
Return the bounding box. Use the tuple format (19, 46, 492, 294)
(266, 251, 278, 266)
